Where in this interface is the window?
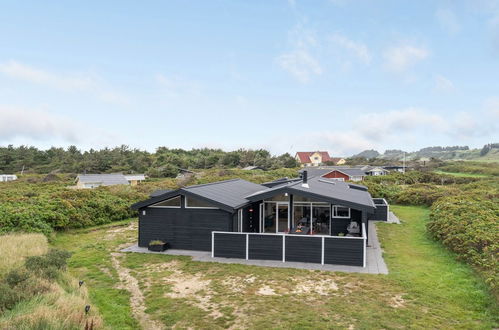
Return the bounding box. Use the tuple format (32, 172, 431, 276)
(185, 196, 217, 208)
(333, 205, 350, 218)
(151, 195, 181, 208)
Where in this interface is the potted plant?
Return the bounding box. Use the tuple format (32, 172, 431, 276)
(148, 240, 169, 252)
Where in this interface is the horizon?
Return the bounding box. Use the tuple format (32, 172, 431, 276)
(1, 1, 498, 155)
(0, 142, 489, 158)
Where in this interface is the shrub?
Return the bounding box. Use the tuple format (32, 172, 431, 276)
(428, 194, 499, 297)
(25, 249, 72, 279)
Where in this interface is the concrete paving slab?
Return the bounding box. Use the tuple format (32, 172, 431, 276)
(122, 221, 391, 275)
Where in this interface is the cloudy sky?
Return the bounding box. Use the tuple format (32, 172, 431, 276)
(1, 1, 498, 156)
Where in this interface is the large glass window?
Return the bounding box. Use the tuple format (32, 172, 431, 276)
(313, 205, 330, 235)
(293, 202, 330, 235)
(151, 196, 181, 208)
(185, 196, 217, 208)
(264, 203, 277, 232)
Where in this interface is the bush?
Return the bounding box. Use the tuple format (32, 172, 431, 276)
(25, 249, 72, 279)
(428, 194, 499, 298)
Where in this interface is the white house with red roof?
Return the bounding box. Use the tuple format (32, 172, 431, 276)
(295, 151, 346, 167)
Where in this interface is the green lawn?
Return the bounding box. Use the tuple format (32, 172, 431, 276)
(434, 170, 490, 178)
(51, 206, 498, 329)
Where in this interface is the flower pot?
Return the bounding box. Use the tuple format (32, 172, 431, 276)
(148, 243, 168, 252)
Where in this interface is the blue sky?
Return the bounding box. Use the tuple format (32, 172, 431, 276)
(0, 0, 498, 156)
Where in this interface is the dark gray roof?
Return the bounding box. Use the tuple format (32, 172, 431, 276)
(150, 189, 172, 197)
(133, 177, 376, 213)
(300, 167, 367, 178)
(246, 176, 375, 211)
(132, 179, 268, 212)
(334, 168, 367, 177)
(184, 179, 268, 209)
(77, 174, 129, 186)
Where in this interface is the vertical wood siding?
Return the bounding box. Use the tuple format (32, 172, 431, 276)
(285, 236, 322, 263)
(248, 235, 283, 260)
(323, 238, 364, 266)
(213, 233, 246, 258)
(139, 207, 231, 251)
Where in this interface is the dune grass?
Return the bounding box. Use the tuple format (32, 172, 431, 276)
(0, 233, 101, 329)
(52, 207, 498, 329)
(0, 233, 48, 275)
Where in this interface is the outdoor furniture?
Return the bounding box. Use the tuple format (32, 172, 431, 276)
(289, 226, 310, 235)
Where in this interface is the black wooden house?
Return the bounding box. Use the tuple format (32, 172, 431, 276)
(131, 171, 389, 267)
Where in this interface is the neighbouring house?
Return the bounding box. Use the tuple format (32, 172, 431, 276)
(124, 174, 147, 186)
(313, 168, 367, 182)
(75, 173, 142, 189)
(383, 165, 408, 173)
(295, 151, 332, 167)
(0, 174, 18, 182)
(330, 157, 347, 165)
(362, 166, 388, 176)
(131, 170, 389, 267)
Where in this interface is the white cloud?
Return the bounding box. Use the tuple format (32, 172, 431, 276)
(0, 105, 121, 146)
(276, 50, 322, 83)
(0, 60, 129, 106)
(357, 108, 447, 141)
(0, 105, 81, 142)
(330, 34, 371, 64)
(383, 45, 429, 73)
(436, 8, 461, 34)
(484, 97, 499, 118)
(434, 74, 455, 92)
(155, 73, 202, 98)
(276, 24, 322, 83)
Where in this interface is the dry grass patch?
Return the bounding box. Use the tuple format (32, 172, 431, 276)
(0, 233, 48, 275)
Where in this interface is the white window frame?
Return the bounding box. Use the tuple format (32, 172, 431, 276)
(150, 195, 181, 208)
(332, 205, 350, 218)
(237, 209, 243, 232)
(185, 196, 218, 209)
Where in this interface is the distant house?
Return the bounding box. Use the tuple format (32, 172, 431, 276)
(0, 174, 17, 182)
(295, 151, 332, 167)
(330, 157, 347, 165)
(321, 169, 366, 182)
(383, 166, 408, 173)
(75, 173, 139, 189)
(362, 166, 388, 176)
(124, 174, 146, 186)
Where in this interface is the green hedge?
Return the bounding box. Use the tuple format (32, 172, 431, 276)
(428, 193, 499, 298)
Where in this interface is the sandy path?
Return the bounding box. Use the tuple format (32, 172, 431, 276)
(110, 251, 164, 330)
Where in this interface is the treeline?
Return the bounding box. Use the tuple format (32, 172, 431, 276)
(0, 145, 298, 177)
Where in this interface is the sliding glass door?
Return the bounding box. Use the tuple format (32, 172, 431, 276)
(263, 202, 289, 233)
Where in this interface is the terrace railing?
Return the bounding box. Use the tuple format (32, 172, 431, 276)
(212, 223, 366, 267)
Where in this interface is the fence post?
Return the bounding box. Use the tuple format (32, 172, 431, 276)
(211, 232, 214, 258)
(321, 236, 325, 265)
(246, 234, 249, 260)
(362, 223, 366, 268)
(282, 235, 286, 262)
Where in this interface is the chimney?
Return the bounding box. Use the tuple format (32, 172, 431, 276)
(302, 170, 308, 183)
